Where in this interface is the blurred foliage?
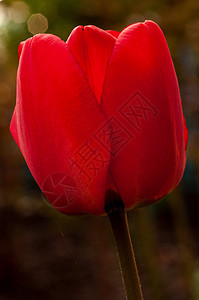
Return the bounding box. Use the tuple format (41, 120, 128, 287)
(0, 0, 199, 299)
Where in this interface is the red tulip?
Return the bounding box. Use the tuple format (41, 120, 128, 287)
(10, 20, 187, 215)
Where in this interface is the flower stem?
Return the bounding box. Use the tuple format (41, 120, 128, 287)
(108, 210, 144, 300)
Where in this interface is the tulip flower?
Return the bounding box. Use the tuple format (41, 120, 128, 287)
(10, 20, 187, 300)
(10, 20, 187, 215)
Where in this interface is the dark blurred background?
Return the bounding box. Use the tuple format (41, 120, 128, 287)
(0, 0, 199, 299)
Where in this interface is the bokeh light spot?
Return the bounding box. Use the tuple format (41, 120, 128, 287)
(27, 13, 48, 35)
(9, 1, 29, 24)
(0, 4, 8, 26)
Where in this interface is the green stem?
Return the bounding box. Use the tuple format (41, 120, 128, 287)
(108, 210, 144, 300)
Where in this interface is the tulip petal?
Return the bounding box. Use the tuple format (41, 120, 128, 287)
(106, 30, 120, 38)
(67, 25, 116, 103)
(101, 21, 186, 209)
(10, 34, 111, 215)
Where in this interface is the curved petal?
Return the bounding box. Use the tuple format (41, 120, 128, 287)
(10, 34, 111, 215)
(101, 21, 186, 209)
(106, 30, 120, 38)
(67, 25, 116, 103)
(18, 41, 24, 59)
